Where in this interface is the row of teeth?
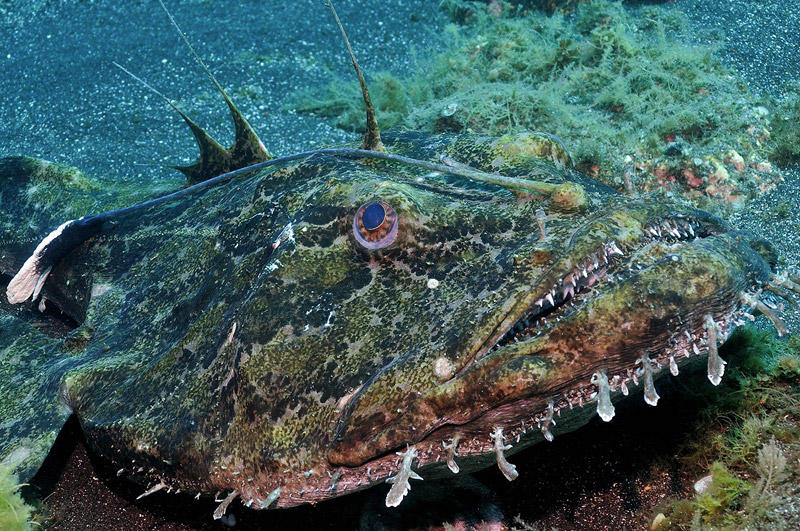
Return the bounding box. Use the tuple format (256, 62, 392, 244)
(495, 240, 625, 347)
(496, 216, 703, 348)
(642, 217, 698, 240)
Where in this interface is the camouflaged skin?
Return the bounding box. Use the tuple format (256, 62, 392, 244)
(0, 132, 775, 509)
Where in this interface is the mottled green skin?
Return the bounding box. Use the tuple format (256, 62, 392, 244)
(0, 132, 774, 509)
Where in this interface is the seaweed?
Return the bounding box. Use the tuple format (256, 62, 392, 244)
(293, 1, 783, 208)
(768, 84, 800, 165)
(0, 466, 33, 531)
(654, 328, 800, 529)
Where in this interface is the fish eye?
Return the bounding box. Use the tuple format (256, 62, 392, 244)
(353, 201, 398, 249)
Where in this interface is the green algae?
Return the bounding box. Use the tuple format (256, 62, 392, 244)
(0, 466, 33, 531)
(768, 83, 800, 165)
(294, 1, 782, 206)
(653, 328, 800, 530)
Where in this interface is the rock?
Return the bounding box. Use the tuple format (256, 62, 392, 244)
(694, 474, 713, 494)
(663, 141, 684, 157)
(727, 150, 746, 173)
(651, 512, 667, 530)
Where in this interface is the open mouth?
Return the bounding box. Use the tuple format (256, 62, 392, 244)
(490, 213, 710, 353)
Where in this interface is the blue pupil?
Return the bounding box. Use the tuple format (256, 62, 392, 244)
(362, 202, 386, 231)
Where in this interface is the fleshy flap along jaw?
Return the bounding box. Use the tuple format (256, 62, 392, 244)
(327, 204, 781, 471)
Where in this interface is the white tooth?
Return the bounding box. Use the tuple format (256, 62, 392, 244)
(546, 293, 555, 306)
(609, 242, 623, 256)
(693, 342, 701, 355)
(621, 380, 629, 396)
(562, 284, 575, 300)
(669, 355, 679, 376)
(591, 371, 615, 422)
(536, 298, 544, 307)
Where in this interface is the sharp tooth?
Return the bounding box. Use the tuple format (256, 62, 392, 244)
(591, 371, 615, 422)
(546, 293, 555, 306)
(490, 428, 518, 481)
(621, 380, 629, 396)
(536, 298, 544, 307)
(669, 355, 679, 376)
(562, 284, 575, 300)
(609, 241, 624, 256)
